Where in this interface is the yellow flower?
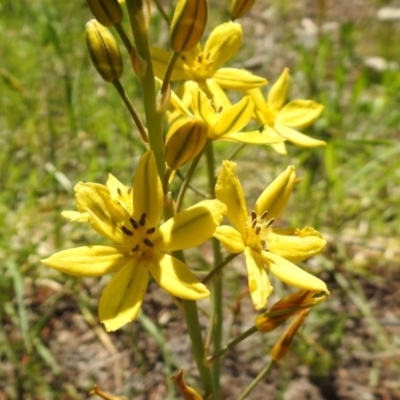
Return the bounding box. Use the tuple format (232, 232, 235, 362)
(249, 68, 326, 155)
(42, 151, 226, 331)
(214, 160, 328, 310)
(152, 21, 267, 108)
(167, 86, 283, 146)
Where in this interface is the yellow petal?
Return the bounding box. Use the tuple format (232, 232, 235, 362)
(254, 166, 296, 220)
(42, 245, 129, 276)
(74, 181, 126, 242)
(268, 68, 290, 111)
(275, 124, 326, 148)
(262, 251, 328, 293)
(215, 160, 248, 236)
(268, 227, 326, 262)
(154, 199, 226, 251)
(204, 21, 243, 69)
(277, 100, 323, 129)
(204, 78, 232, 109)
(149, 253, 209, 299)
(248, 88, 268, 124)
(133, 151, 163, 227)
(212, 96, 253, 137)
(244, 246, 273, 310)
(214, 68, 267, 90)
(214, 225, 246, 253)
(167, 81, 192, 117)
(99, 262, 149, 331)
(61, 210, 90, 222)
(106, 173, 133, 215)
(151, 47, 189, 80)
(222, 130, 285, 145)
(191, 87, 217, 127)
(270, 141, 288, 155)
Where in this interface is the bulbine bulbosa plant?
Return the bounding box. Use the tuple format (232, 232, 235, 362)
(42, 0, 330, 398)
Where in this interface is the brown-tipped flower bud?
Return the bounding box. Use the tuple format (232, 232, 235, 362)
(255, 290, 328, 332)
(230, 0, 255, 20)
(172, 368, 203, 400)
(165, 117, 208, 170)
(87, 0, 123, 27)
(86, 19, 123, 82)
(169, 0, 207, 53)
(270, 309, 310, 361)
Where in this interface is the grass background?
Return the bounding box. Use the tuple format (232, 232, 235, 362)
(1, 0, 400, 399)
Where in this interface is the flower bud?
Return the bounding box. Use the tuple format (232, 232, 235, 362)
(165, 117, 208, 170)
(255, 290, 328, 332)
(86, 19, 123, 82)
(270, 309, 310, 361)
(87, 0, 123, 27)
(230, 0, 255, 20)
(172, 368, 203, 400)
(170, 0, 207, 53)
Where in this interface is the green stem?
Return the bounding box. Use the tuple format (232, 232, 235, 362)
(226, 142, 246, 161)
(207, 325, 258, 364)
(161, 51, 181, 95)
(114, 22, 133, 54)
(125, 0, 165, 178)
(202, 253, 239, 284)
(204, 143, 223, 398)
(113, 80, 148, 143)
(238, 359, 275, 400)
(152, 0, 171, 25)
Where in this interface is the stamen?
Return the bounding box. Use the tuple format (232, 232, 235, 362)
(121, 226, 133, 236)
(130, 218, 139, 229)
(139, 213, 146, 227)
(251, 211, 257, 221)
(266, 218, 275, 228)
(198, 55, 203, 63)
(181, 55, 186, 61)
(255, 226, 261, 235)
(131, 245, 139, 252)
(260, 211, 269, 220)
(260, 240, 268, 250)
(252, 219, 257, 228)
(144, 238, 154, 248)
(146, 227, 156, 234)
(117, 188, 122, 196)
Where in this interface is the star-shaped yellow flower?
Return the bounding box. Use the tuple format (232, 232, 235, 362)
(214, 160, 328, 310)
(167, 86, 283, 146)
(42, 151, 226, 331)
(152, 21, 267, 108)
(248, 68, 326, 155)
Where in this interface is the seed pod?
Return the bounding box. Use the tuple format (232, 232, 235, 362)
(86, 19, 123, 82)
(87, 0, 123, 27)
(165, 117, 208, 170)
(170, 0, 207, 53)
(230, 0, 255, 20)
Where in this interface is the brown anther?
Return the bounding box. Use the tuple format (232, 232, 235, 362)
(252, 219, 257, 228)
(144, 238, 154, 248)
(251, 211, 257, 221)
(130, 217, 138, 229)
(255, 226, 261, 235)
(146, 227, 156, 234)
(266, 218, 275, 227)
(117, 187, 122, 196)
(198, 55, 203, 62)
(260, 211, 269, 220)
(121, 226, 133, 236)
(139, 213, 146, 227)
(132, 245, 139, 252)
(181, 55, 186, 61)
(261, 239, 268, 250)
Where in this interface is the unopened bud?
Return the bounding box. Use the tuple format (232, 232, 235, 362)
(170, 0, 207, 52)
(86, 19, 123, 82)
(165, 117, 208, 170)
(255, 290, 328, 332)
(87, 0, 123, 27)
(230, 0, 255, 20)
(270, 309, 310, 361)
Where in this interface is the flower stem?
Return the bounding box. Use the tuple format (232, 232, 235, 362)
(202, 253, 239, 284)
(112, 80, 148, 143)
(238, 359, 275, 400)
(114, 22, 133, 54)
(161, 52, 181, 95)
(125, 0, 165, 178)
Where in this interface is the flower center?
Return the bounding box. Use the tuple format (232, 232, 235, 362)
(247, 210, 274, 252)
(120, 212, 156, 260)
(183, 51, 215, 80)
